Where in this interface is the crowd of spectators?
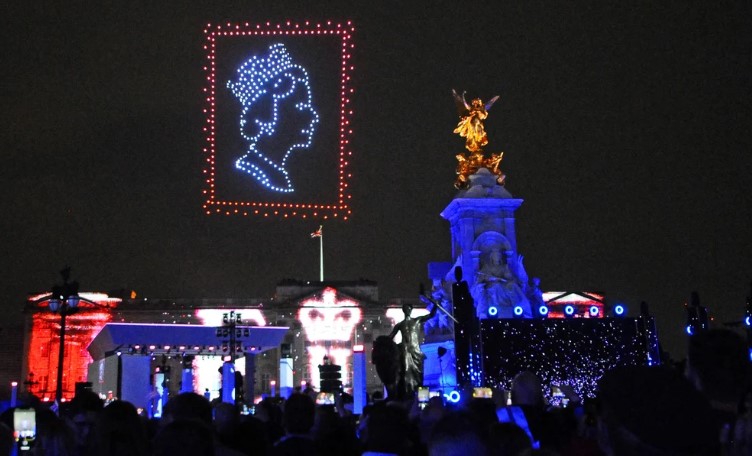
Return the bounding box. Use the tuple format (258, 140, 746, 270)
(0, 328, 750, 455)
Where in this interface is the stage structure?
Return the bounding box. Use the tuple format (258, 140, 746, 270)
(202, 20, 356, 220)
(87, 323, 287, 412)
(418, 90, 660, 397)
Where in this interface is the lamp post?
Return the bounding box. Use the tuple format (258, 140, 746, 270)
(47, 267, 80, 405)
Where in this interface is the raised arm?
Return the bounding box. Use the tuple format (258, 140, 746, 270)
(418, 295, 439, 323)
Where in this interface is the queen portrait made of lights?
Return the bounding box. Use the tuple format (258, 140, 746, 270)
(227, 43, 320, 193)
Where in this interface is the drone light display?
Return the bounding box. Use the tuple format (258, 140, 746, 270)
(202, 21, 356, 219)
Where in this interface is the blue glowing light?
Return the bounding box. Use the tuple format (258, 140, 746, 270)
(513, 306, 524, 317)
(444, 390, 461, 404)
(614, 305, 625, 316)
(564, 305, 575, 316)
(228, 43, 320, 192)
(745, 315, 751, 327)
(685, 324, 694, 336)
(538, 305, 549, 316)
(488, 306, 498, 317)
(589, 306, 599, 317)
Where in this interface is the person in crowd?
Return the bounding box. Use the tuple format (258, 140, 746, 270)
(161, 393, 243, 456)
(0, 422, 12, 456)
(88, 400, 148, 456)
(153, 419, 215, 456)
(465, 398, 498, 441)
(485, 422, 532, 456)
(427, 411, 487, 456)
(161, 392, 212, 426)
(597, 365, 719, 455)
(360, 402, 411, 456)
(64, 390, 103, 456)
(254, 398, 285, 445)
(270, 393, 315, 456)
(686, 329, 749, 430)
(213, 402, 241, 448)
(417, 396, 447, 447)
(499, 371, 546, 446)
(31, 408, 75, 456)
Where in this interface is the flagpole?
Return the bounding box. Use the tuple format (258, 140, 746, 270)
(319, 229, 324, 282)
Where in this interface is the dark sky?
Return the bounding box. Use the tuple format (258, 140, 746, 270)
(2, 1, 750, 357)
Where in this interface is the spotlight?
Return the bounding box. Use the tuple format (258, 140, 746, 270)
(513, 306, 524, 318)
(538, 305, 549, 318)
(589, 306, 599, 317)
(613, 304, 626, 317)
(444, 390, 461, 404)
(564, 305, 575, 317)
(488, 306, 499, 317)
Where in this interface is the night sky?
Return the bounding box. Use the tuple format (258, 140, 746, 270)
(2, 2, 750, 357)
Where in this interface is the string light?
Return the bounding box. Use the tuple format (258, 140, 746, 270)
(202, 21, 355, 219)
(479, 319, 650, 400)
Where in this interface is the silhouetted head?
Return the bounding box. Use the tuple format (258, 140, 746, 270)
(283, 393, 315, 435)
(402, 303, 413, 317)
(687, 329, 747, 404)
(598, 365, 719, 455)
(511, 371, 544, 407)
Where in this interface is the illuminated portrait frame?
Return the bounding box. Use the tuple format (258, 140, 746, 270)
(202, 21, 355, 219)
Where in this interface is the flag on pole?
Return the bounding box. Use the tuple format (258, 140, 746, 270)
(310, 225, 323, 238)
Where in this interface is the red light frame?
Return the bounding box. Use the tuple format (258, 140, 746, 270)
(202, 20, 356, 220)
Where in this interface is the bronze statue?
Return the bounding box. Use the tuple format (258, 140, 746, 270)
(452, 89, 506, 189)
(389, 300, 438, 397)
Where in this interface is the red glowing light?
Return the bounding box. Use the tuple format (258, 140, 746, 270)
(26, 295, 120, 401)
(202, 21, 356, 219)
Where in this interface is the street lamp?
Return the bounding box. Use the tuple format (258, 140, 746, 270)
(47, 267, 80, 405)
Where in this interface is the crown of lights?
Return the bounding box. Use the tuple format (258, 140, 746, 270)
(228, 43, 296, 106)
(202, 20, 355, 219)
(298, 288, 362, 342)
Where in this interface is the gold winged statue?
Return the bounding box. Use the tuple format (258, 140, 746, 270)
(452, 89, 506, 189)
